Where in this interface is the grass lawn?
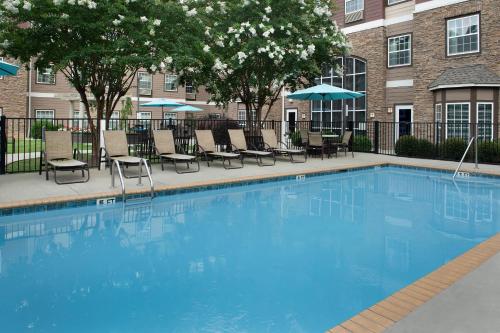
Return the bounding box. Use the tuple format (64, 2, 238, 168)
(7, 139, 92, 154)
(6, 158, 41, 173)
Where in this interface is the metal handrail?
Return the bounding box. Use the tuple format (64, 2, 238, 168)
(111, 160, 126, 201)
(138, 158, 154, 199)
(453, 137, 475, 179)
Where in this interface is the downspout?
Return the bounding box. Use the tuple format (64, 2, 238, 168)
(27, 59, 33, 137)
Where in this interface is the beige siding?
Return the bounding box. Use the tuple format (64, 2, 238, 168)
(387, 67, 414, 81)
(477, 88, 494, 101)
(445, 89, 471, 101)
(385, 1, 415, 20)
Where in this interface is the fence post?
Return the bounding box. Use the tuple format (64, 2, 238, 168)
(0, 116, 6, 175)
(374, 121, 380, 154)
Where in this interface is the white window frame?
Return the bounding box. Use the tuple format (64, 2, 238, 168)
(435, 103, 442, 123)
(185, 81, 194, 94)
(345, 0, 363, 14)
(138, 72, 152, 96)
(388, 34, 412, 68)
(35, 109, 55, 123)
(164, 74, 178, 92)
(387, 0, 406, 5)
(445, 102, 470, 139)
(446, 14, 480, 56)
(36, 67, 56, 85)
(477, 102, 494, 141)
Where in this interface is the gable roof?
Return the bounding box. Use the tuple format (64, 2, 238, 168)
(428, 64, 500, 90)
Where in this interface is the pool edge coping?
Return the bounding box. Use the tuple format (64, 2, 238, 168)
(326, 232, 500, 333)
(0, 160, 499, 213)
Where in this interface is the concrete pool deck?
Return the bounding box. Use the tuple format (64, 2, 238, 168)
(1, 153, 500, 208)
(1, 153, 500, 333)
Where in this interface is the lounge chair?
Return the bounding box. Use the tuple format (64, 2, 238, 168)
(332, 131, 354, 157)
(261, 129, 307, 163)
(307, 132, 327, 160)
(43, 131, 90, 184)
(228, 129, 275, 166)
(103, 130, 149, 177)
(298, 128, 309, 147)
(195, 129, 243, 169)
(153, 130, 199, 174)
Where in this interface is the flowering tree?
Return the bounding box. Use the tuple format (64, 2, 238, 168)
(0, 0, 202, 162)
(182, 0, 350, 123)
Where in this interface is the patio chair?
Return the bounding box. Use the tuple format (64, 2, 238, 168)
(195, 129, 243, 169)
(261, 129, 307, 163)
(103, 130, 150, 177)
(43, 131, 90, 184)
(298, 128, 309, 147)
(307, 132, 327, 160)
(332, 131, 354, 157)
(153, 130, 199, 174)
(228, 129, 275, 166)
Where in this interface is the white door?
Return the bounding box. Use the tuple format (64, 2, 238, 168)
(286, 108, 298, 133)
(395, 105, 413, 140)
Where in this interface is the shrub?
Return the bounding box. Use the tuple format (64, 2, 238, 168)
(352, 135, 372, 152)
(290, 131, 302, 147)
(439, 138, 468, 161)
(477, 141, 500, 163)
(395, 136, 419, 157)
(416, 139, 435, 158)
(30, 120, 63, 139)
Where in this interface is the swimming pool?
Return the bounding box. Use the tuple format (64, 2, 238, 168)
(0, 166, 499, 332)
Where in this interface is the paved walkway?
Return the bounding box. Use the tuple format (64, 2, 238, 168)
(387, 252, 500, 333)
(0, 153, 499, 207)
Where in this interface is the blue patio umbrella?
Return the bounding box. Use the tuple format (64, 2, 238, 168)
(287, 84, 364, 135)
(0, 60, 19, 76)
(140, 99, 185, 112)
(170, 105, 203, 112)
(287, 84, 364, 101)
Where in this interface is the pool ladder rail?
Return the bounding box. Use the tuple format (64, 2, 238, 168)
(111, 159, 155, 202)
(453, 136, 478, 179)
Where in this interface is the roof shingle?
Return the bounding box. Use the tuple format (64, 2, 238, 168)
(428, 64, 500, 90)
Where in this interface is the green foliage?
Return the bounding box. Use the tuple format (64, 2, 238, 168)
(477, 141, 500, 163)
(30, 121, 62, 139)
(416, 139, 436, 158)
(352, 135, 372, 152)
(0, 0, 201, 126)
(395, 136, 435, 158)
(395, 136, 420, 157)
(290, 131, 302, 147)
(187, 0, 349, 121)
(440, 138, 468, 161)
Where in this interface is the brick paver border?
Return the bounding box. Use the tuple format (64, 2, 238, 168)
(327, 233, 500, 333)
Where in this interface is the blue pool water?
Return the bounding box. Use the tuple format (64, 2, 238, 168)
(1, 166, 499, 332)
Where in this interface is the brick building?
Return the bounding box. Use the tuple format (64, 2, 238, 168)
(1, 0, 499, 140)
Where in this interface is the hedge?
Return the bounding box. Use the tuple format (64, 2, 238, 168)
(352, 135, 372, 152)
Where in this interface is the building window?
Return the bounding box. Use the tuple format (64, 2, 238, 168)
(447, 14, 480, 56)
(345, 0, 363, 14)
(387, 0, 406, 5)
(137, 111, 151, 128)
(237, 109, 256, 126)
(185, 81, 194, 94)
(164, 74, 178, 92)
(209, 113, 222, 119)
(35, 109, 55, 120)
(312, 57, 366, 129)
(446, 103, 470, 139)
(477, 102, 493, 141)
(36, 67, 56, 84)
(388, 34, 411, 67)
(138, 72, 152, 96)
(435, 104, 442, 123)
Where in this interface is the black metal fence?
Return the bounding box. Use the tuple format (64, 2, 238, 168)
(0, 116, 499, 174)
